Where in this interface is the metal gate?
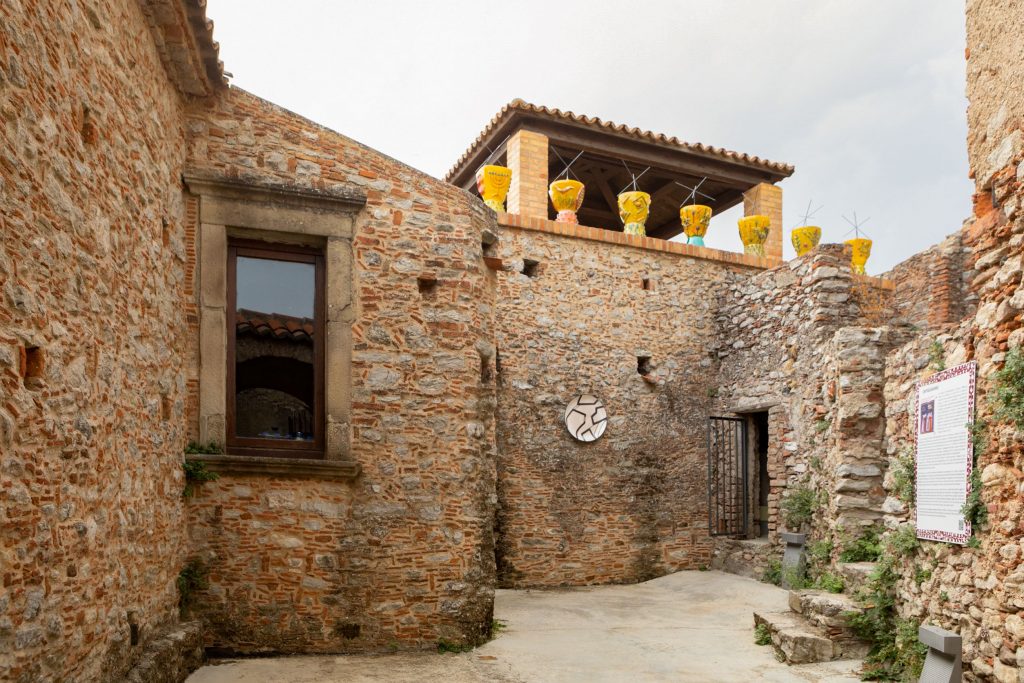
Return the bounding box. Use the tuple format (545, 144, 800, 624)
(707, 416, 748, 537)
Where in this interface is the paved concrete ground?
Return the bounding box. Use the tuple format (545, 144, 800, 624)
(186, 570, 862, 683)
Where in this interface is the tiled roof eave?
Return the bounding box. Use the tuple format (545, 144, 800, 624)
(445, 99, 794, 183)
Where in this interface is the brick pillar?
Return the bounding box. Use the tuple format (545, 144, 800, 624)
(743, 183, 783, 262)
(506, 129, 549, 219)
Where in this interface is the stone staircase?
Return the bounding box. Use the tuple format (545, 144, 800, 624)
(753, 563, 877, 665)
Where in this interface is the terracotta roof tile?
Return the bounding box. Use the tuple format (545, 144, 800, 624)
(445, 99, 794, 182)
(236, 310, 314, 344)
(139, 0, 228, 96)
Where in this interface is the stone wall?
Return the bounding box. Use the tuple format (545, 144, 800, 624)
(866, 3, 1024, 679)
(713, 245, 893, 542)
(0, 0, 193, 681)
(182, 87, 500, 653)
(491, 218, 762, 587)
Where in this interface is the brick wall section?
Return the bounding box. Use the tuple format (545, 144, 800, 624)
(505, 129, 549, 219)
(743, 182, 784, 262)
(182, 87, 499, 653)
(0, 1, 192, 681)
(491, 219, 766, 586)
(884, 232, 976, 330)
(498, 211, 783, 268)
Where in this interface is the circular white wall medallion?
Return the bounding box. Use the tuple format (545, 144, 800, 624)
(564, 394, 608, 442)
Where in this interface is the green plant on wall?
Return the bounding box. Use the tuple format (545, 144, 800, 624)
(762, 558, 782, 586)
(839, 526, 883, 563)
(961, 347, 1024, 537)
(807, 538, 833, 569)
(184, 440, 223, 455)
(991, 347, 1024, 429)
(846, 525, 924, 681)
(961, 412, 989, 533)
(182, 459, 219, 498)
(816, 571, 845, 594)
(890, 448, 915, 505)
(781, 485, 819, 531)
(806, 537, 843, 592)
(928, 340, 945, 371)
(177, 558, 208, 616)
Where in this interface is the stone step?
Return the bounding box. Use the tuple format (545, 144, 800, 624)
(837, 561, 877, 594)
(754, 610, 838, 664)
(788, 590, 870, 660)
(788, 589, 862, 630)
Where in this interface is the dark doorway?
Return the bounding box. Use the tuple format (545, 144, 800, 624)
(752, 412, 770, 538)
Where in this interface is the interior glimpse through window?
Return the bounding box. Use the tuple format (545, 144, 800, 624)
(228, 241, 324, 457)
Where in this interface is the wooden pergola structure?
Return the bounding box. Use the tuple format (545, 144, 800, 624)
(447, 100, 794, 241)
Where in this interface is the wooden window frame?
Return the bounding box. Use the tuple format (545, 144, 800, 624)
(226, 238, 326, 459)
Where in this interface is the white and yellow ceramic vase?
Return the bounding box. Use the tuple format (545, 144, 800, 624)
(738, 215, 771, 256)
(618, 191, 651, 236)
(475, 165, 513, 212)
(549, 179, 585, 224)
(680, 204, 713, 246)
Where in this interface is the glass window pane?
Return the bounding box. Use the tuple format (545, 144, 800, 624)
(234, 255, 316, 441)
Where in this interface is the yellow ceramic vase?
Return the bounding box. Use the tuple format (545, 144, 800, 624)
(791, 226, 822, 257)
(475, 165, 512, 213)
(738, 215, 771, 256)
(679, 205, 712, 246)
(845, 238, 872, 274)
(549, 179, 585, 223)
(618, 191, 651, 236)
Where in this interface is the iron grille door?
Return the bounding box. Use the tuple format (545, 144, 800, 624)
(707, 416, 748, 537)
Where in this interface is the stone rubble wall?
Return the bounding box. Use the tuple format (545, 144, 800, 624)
(491, 225, 745, 586)
(0, 1, 195, 681)
(183, 87, 500, 653)
(714, 245, 893, 545)
(819, 326, 906, 541)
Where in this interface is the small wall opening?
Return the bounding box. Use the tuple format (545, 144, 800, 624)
(637, 356, 652, 376)
(80, 106, 98, 146)
(417, 277, 438, 299)
(522, 259, 540, 278)
(641, 277, 654, 291)
(128, 611, 141, 646)
(22, 346, 44, 386)
(481, 229, 498, 258)
(336, 622, 360, 640)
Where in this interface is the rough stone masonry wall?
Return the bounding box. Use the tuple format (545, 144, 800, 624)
(0, 1, 193, 681)
(713, 245, 890, 544)
(871, 1, 1024, 680)
(492, 224, 751, 587)
(183, 87, 499, 653)
(817, 325, 909, 543)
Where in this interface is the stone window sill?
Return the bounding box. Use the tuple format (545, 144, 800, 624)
(185, 454, 360, 480)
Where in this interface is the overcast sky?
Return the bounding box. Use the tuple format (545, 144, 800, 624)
(206, 1, 970, 274)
